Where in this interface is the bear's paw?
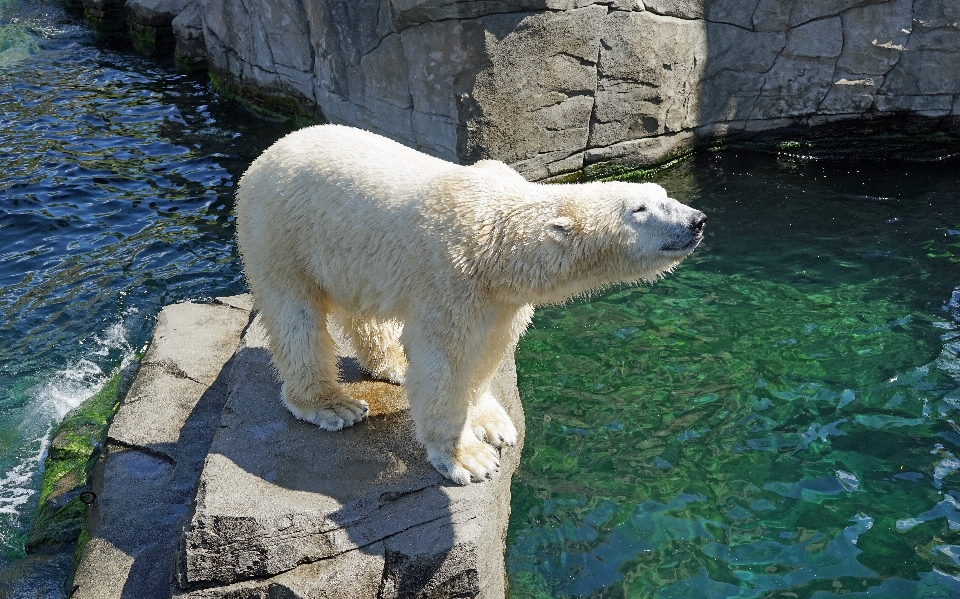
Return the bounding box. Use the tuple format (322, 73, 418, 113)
(282, 391, 369, 431)
(367, 360, 406, 385)
(427, 438, 501, 485)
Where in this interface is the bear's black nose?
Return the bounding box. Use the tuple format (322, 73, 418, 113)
(688, 214, 707, 233)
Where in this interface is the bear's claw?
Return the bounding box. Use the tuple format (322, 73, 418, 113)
(428, 438, 500, 485)
(470, 393, 518, 448)
(286, 395, 369, 431)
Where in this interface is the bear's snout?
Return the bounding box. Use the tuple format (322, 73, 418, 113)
(688, 213, 707, 234)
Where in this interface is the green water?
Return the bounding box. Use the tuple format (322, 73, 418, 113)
(507, 151, 960, 598)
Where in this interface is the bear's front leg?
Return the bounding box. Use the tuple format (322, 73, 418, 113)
(404, 341, 501, 485)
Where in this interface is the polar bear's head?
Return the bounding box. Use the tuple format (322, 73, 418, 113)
(545, 181, 706, 288)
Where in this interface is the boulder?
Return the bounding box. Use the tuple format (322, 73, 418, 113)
(81, 0, 127, 37)
(125, 0, 190, 55)
(172, 1, 206, 70)
(72, 297, 252, 599)
(72, 296, 525, 598)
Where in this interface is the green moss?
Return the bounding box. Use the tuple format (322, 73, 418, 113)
(777, 140, 809, 150)
(737, 120, 960, 162)
(25, 363, 134, 554)
(174, 50, 206, 72)
(127, 21, 157, 55)
(542, 171, 583, 185)
(209, 69, 316, 127)
(585, 153, 693, 183)
(82, 9, 103, 32)
(73, 526, 90, 573)
(82, 6, 127, 40)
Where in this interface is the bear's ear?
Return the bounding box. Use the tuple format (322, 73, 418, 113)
(547, 216, 574, 243)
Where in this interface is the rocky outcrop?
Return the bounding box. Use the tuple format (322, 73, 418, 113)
(80, 0, 198, 58)
(195, 0, 960, 180)
(171, 1, 206, 69)
(124, 0, 189, 54)
(72, 297, 251, 599)
(71, 296, 524, 598)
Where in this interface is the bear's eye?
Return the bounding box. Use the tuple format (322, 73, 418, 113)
(633, 205, 647, 213)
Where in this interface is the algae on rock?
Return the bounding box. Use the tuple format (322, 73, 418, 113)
(26, 361, 135, 563)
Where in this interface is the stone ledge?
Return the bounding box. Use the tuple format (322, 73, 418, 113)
(73, 298, 251, 599)
(177, 313, 523, 598)
(72, 296, 523, 599)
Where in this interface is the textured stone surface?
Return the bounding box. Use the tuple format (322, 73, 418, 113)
(463, 6, 605, 180)
(83, 0, 960, 175)
(72, 298, 251, 599)
(81, 0, 127, 36)
(172, 1, 206, 69)
(125, 0, 190, 54)
(591, 11, 704, 152)
(177, 314, 523, 597)
(73, 296, 524, 598)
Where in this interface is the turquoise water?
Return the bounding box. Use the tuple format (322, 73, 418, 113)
(3, 1, 960, 596)
(507, 154, 960, 597)
(0, 0, 291, 571)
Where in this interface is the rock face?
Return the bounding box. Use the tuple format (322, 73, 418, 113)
(125, 0, 189, 54)
(193, 0, 960, 180)
(77, 0, 960, 177)
(72, 297, 252, 599)
(171, 1, 206, 69)
(72, 296, 524, 598)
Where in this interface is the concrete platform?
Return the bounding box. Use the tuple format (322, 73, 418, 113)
(72, 296, 524, 599)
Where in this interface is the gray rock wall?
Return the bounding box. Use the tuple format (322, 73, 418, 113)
(195, 0, 960, 180)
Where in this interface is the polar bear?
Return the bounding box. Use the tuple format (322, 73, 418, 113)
(236, 124, 705, 485)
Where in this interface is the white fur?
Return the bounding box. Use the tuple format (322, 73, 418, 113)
(236, 124, 705, 485)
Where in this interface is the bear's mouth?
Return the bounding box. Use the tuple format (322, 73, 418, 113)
(660, 232, 702, 253)
(661, 215, 706, 253)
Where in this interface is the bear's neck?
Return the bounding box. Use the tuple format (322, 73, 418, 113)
(463, 192, 631, 305)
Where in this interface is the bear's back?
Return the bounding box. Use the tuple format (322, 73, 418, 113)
(235, 125, 477, 317)
(264, 125, 458, 202)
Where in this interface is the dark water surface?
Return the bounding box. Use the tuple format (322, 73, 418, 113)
(508, 155, 960, 597)
(3, 1, 960, 597)
(0, 0, 292, 572)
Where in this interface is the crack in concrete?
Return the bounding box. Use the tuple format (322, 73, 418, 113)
(190, 503, 477, 589)
(638, 3, 702, 21)
(585, 6, 608, 152)
(791, 10, 857, 30)
(816, 14, 847, 114)
(106, 437, 178, 466)
(238, 0, 278, 83)
(555, 50, 597, 66)
(391, 9, 539, 35)
(873, 0, 916, 109)
(148, 359, 205, 386)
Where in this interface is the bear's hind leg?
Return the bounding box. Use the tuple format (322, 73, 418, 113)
(260, 289, 369, 430)
(344, 316, 407, 384)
